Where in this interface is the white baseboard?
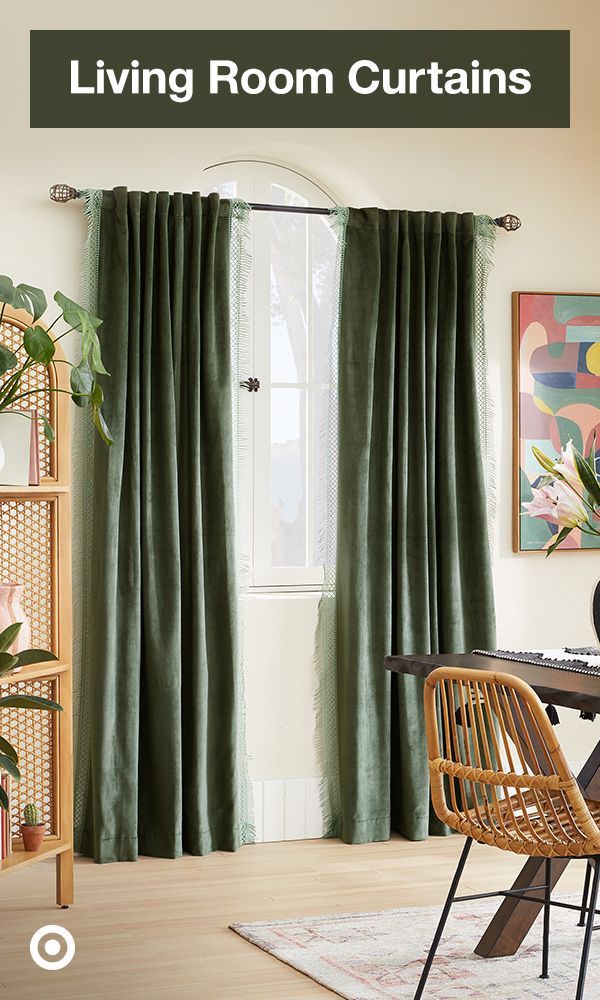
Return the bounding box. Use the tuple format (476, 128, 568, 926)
(252, 777, 324, 842)
(252, 762, 588, 844)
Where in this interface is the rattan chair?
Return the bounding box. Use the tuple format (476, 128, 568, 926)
(415, 666, 600, 1000)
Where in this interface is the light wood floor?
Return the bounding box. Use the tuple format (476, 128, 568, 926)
(0, 836, 590, 999)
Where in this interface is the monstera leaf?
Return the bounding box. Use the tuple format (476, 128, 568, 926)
(0, 278, 112, 448)
(0, 276, 47, 322)
(54, 292, 108, 375)
(70, 360, 94, 406)
(23, 326, 55, 365)
(0, 343, 17, 377)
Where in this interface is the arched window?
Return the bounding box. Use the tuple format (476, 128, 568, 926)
(202, 161, 339, 589)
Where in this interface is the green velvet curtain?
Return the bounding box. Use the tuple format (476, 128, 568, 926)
(334, 209, 496, 844)
(78, 188, 244, 862)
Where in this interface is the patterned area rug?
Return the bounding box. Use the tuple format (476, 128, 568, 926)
(231, 895, 595, 999)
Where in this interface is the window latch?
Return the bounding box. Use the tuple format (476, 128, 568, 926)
(240, 377, 260, 393)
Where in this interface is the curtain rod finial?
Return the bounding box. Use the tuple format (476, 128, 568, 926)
(49, 184, 80, 204)
(494, 213, 521, 232)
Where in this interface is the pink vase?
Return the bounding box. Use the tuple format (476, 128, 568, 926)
(0, 584, 31, 665)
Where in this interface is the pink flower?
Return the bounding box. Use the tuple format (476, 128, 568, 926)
(553, 440, 583, 491)
(523, 481, 587, 528)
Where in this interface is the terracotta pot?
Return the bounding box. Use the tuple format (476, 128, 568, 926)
(0, 583, 31, 667)
(20, 823, 45, 852)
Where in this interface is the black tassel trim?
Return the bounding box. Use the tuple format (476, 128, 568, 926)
(545, 704, 560, 725)
(580, 711, 597, 722)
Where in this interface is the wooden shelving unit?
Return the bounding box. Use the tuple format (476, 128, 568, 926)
(0, 307, 73, 906)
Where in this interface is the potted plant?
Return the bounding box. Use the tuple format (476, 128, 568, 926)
(0, 622, 62, 826)
(0, 276, 112, 479)
(20, 803, 45, 852)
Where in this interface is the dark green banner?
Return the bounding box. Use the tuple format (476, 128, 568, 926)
(30, 30, 570, 129)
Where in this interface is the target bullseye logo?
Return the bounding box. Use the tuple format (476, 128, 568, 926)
(30, 925, 75, 970)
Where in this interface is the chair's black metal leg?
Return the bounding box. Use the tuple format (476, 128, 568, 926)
(540, 857, 551, 979)
(578, 861, 592, 927)
(576, 857, 600, 1000)
(414, 838, 473, 1000)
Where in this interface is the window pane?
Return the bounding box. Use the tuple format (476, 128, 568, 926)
(312, 218, 338, 384)
(202, 160, 338, 587)
(270, 213, 307, 383)
(312, 387, 331, 567)
(270, 182, 308, 208)
(203, 179, 238, 198)
(271, 388, 307, 567)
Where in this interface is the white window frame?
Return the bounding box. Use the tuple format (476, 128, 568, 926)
(202, 160, 337, 592)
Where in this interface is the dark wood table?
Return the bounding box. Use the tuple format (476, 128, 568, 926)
(385, 652, 600, 958)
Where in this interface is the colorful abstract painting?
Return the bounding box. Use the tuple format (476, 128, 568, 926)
(514, 292, 600, 551)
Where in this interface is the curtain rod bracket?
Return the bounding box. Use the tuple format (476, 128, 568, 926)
(49, 184, 81, 203)
(494, 214, 521, 232)
(48, 186, 522, 231)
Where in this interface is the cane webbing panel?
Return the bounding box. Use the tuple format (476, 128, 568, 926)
(2, 677, 56, 838)
(0, 499, 53, 651)
(0, 319, 52, 479)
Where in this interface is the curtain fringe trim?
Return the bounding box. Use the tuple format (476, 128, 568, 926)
(313, 205, 348, 839)
(474, 215, 498, 553)
(230, 199, 256, 846)
(73, 188, 103, 850)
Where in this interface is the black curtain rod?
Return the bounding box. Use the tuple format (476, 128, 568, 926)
(249, 202, 332, 216)
(48, 185, 522, 231)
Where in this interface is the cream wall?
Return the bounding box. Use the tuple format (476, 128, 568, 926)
(2, 1, 600, 823)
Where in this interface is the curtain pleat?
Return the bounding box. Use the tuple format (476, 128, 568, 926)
(334, 208, 496, 844)
(78, 188, 241, 862)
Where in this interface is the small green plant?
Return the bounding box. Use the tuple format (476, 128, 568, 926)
(0, 275, 112, 445)
(23, 802, 41, 827)
(0, 622, 62, 811)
